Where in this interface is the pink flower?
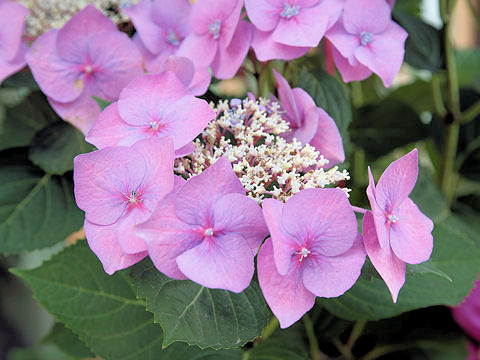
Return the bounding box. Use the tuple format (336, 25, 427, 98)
(86, 72, 215, 155)
(26, 5, 144, 135)
(246, 0, 343, 61)
(74, 137, 175, 274)
(452, 277, 480, 342)
(273, 69, 345, 165)
(177, 0, 252, 79)
(257, 188, 365, 328)
(363, 149, 434, 302)
(0, 0, 28, 84)
(325, 0, 407, 87)
(125, 0, 191, 65)
(135, 157, 269, 293)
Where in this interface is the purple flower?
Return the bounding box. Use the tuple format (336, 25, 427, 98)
(135, 157, 269, 293)
(86, 72, 215, 155)
(26, 5, 144, 135)
(451, 276, 480, 342)
(246, 0, 343, 61)
(257, 188, 366, 328)
(273, 69, 345, 165)
(363, 149, 434, 301)
(0, 0, 28, 84)
(325, 0, 407, 87)
(74, 137, 175, 274)
(177, 0, 252, 79)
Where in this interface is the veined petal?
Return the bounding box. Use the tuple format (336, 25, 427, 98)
(343, 0, 391, 35)
(0, 1, 28, 62)
(366, 166, 389, 249)
(176, 32, 218, 68)
(331, 45, 372, 83)
(273, 69, 300, 127)
(251, 29, 309, 62)
(245, 0, 281, 32)
(0, 43, 26, 84)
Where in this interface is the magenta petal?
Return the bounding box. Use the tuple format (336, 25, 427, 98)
(124, 0, 166, 55)
(451, 279, 480, 342)
(0, 44, 26, 84)
(375, 149, 418, 211)
(262, 198, 299, 276)
(251, 29, 309, 62)
(55, 5, 117, 63)
(389, 198, 434, 264)
(245, 0, 280, 32)
(188, 66, 211, 96)
(282, 188, 357, 256)
(152, 0, 191, 35)
(84, 220, 147, 275)
(343, 0, 391, 35)
(331, 46, 372, 83)
(366, 167, 389, 249)
(0, 1, 28, 62)
(303, 232, 365, 297)
(218, 0, 243, 49)
(175, 142, 195, 157)
(273, 69, 300, 127)
(210, 21, 252, 80)
(308, 107, 345, 165)
(161, 56, 195, 87)
(177, 33, 218, 68)
(292, 87, 316, 120)
(213, 193, 269, 252)
(190, 0, 237, 36)
(257, 239, 315, 328)
(177, 233, 255, 292)
(174, 157, 245, 225)
(325, 20, 360, 59)
(291, 104, 318, 145)
(117, 207, 150, 254)
(26, 30, 83, 103)
(363, 211, 405, 302)
(118, 72, 190, 126)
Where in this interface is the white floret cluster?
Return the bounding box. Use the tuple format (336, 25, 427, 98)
(175, 98, 350, 203)
(18, 0, 139, 37)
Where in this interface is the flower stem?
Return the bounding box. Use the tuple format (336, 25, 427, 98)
(459, 99, 480, 124)
(359, 343, 416, 360)
(303, 315, 326, 360)
(261, 316, 279, 341)
(352, 206, 368, 214)
(346, 321, 366, 349)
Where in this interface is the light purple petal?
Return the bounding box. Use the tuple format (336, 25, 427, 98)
(26, 30, 83, 103)
(273, 69, 300, 127)
(0, 43, 26, 84)
(262, 198, 299, 276)
(291, 104, 318, 145)
(55, 5, 117, 63)
(0, 1, 28, 61)
(177, 32, 218, 67)
(282, 188, 357, 256)
(85, 220, 147, 275)
(175, 142, 195, 157)
(325, 20, 360, 60)
(210, 20, 252, 80)
(257, 239, 315, 328)
(303, 232, 365, 297)
(251, 29, 310, 62)
(363, 211, 405, 302)
(174, 157, 245, 225)
(187, 66, 211, 96)
(161, 56, 195, 87)
(389, 198, 434, 264)
(151, 0, 191, 36)
(366, 166, 389, 249)
(343, 0, 391, 35)
(118, 72, 190, 126)
(177, 233, 255, 292)
(116, 206, 150, 254)
(245, 0, 280, 32)
(308, 107, 345, 165)
(213, 193, 269, 252)
(331, 45, 372, 83)
(190, 0, 238, 40)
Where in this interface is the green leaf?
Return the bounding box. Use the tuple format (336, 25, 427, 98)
(389, 79, 437, 114)
(247, 339, 309, 360)
(28, 122, 95, 175)
(92, 96, 112, 111)
(0, 87, 31, 107)
(319, 217, 480, 320)
(296, 68, 352, 143)
(130, 259, 269, 349)
(43, 323, 94, 359)
(7, 344, 72, 360)
(456, 49, 480, 92)
(349, 100, 428, 160)
(13, 242, 242, 360)
(406, 261, 452, 282)
(0, 156, 83, 253)
(393, 11, 443, 72)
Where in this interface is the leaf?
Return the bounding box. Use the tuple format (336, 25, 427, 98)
(296, 68, 352, 143)
(406, 261, 452, 282)
(393, 11, 443, 72)
(92, 96, 112, 111)
(43, 323, 94, 359)
(0, 155, 84, 253)
(28, 122, 95, 175)
(456, 49, 480, 92)
(390, 79, 438, 114)
(319, 216, 480, 320)
(247, 339, 309, 360)
(7, 344, 72, 360)
(349, 99, 428, 160)
(130, 259, 269, 349)
(12, 242, 242, 360)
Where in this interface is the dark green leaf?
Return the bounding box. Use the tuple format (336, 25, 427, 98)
(406, 261, 452, 282)
(296, 68, 352, 144)
(247, 339, 309, 360)
(92, 96, 112, 111)
(2, 71, 39, 91)
(0, 157, 83, 253)
(7, 345, 72, 360)
(28, 122, 94, 175)
(0, 87, 31, 107)
(130, 259, 269, 349)
(456, 49, 480, 92)
(350, 100, 428, 160)
(390, 79, 438, 114)
(43, 323, 94, 359)
(393, 11, 443, 72)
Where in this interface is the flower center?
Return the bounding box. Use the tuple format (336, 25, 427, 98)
(204, 228, 214, 237)
(360, 31, 374, 46)
(209, 20, 221, 40)
(166, 29, 180, 47)
(125, 190, 142, 206)
(387, 213, 399, 224)
(85, 65, 93, 74)
(149, 120, 161, 131)
(281, 3, 300, 19)
(295, 247, 311, 262)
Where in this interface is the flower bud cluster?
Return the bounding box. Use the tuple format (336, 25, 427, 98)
(175, 98, 350, 203)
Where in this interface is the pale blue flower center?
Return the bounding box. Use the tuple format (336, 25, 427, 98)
(388, 214, 399, 223)
(204, 228, 214, 236)
(209, 20, 221, 40)
(166, 29, 180, 47)
(126, 190, 142, 204)
(281, 3, 300, 19)
(360, 31, 374, 46)
(149, 120, 160, 130)
(296, 247, 311, 262)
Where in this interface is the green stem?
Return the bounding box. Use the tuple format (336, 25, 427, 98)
(261, 317, 279, 341)
(332, 338, 353, 359)
(459, 99, 480, 124)
(359, 343, 416, 360)
(346, 321, 366, 349)
(431, 73, 447, 117)
(351, 81, 364, 108)
(303, 315, 325, 360)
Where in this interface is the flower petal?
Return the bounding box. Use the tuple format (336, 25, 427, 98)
(273, 69, 300, 127)
(0, 43, 26, 84)
(251, 29, 309, 62)
(0, 1, 28, 61)
(366, 166, 389, 249)
(177, 33, 218, 68)
(343, 0, 391, 35)
(245, 0, 281, 32)
(331, 45, 372, 83)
